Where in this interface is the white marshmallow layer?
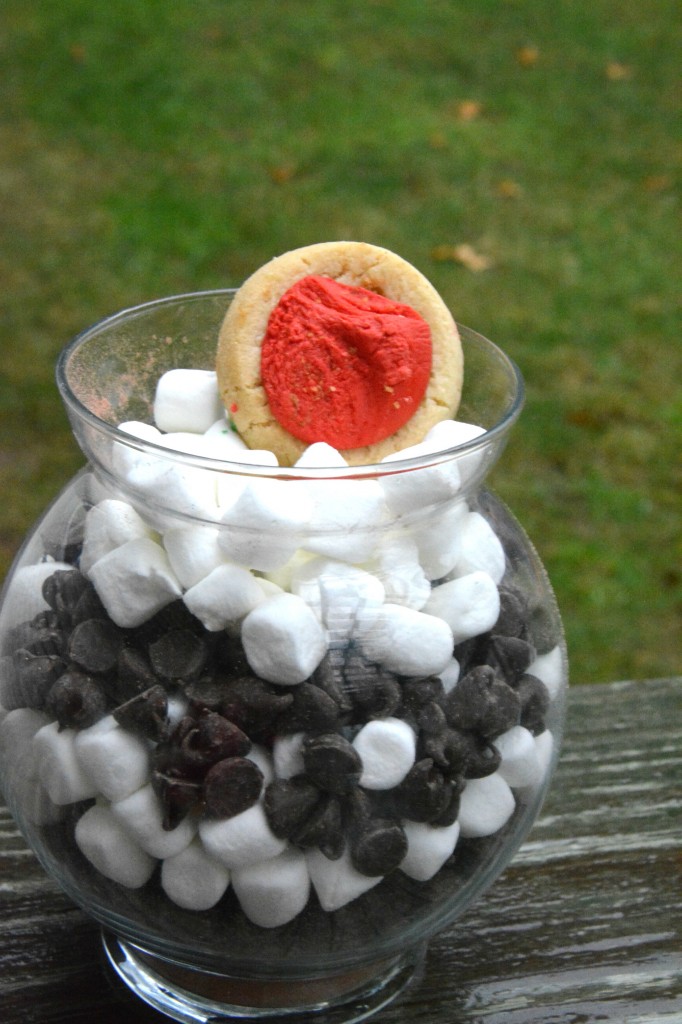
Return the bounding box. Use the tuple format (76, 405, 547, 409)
(231, 847, 310, 928)
(153, 369, 224, 434)
(75, 804, 157, 888)
(74, 716, 151, 803)
(161, 839, 231, 911)
(88, 536, 182, 628)
(359, 604, 454, 677)
(241, 593, 328, 685)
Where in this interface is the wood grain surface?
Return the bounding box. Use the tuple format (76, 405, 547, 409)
(1, 678, 680, 1024)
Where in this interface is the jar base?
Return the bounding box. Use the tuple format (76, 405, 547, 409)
(101, 930, 424, 1023)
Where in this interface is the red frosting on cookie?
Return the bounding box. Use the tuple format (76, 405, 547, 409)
(260, 275, 432, 449)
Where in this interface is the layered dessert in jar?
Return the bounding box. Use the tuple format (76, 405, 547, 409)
(0, 243, 565, 968)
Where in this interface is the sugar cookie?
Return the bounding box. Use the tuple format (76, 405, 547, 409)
(216, 242, 462, 466)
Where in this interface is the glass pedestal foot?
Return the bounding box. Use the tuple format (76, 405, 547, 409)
(102, 930, 425, 1024)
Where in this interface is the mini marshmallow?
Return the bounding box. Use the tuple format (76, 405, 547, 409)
(75, 804, 157, 888)
(449, 511, 506, 584)
(111, 783, 197, 858)
(87, 536, 182, 628)
(439, 657, 461, 694)
(218, 480, 312, 572)
(527, 646, 565, 700)
(458, 772, 516, 838)
(273, 733, 306, 779)
(74, 716, 151, 802)
(125, 458, 221, 526)
(495, 726, 542, 788)
(263, 550, 316, 593)
(531, 729, 554, 784)
(303, 479, 388, 563)
(290, 559, 385, 640)
(0, 560, 72, 634)
(365, 533, 431, 611)
(247, 743, 276, 785)
(400, 820, 460, 881)
(353, 718, 416, 790)
(161, 838, 231, 911)
(379, 443, 462, 515)
(199, 802, 287, 870)
(112, 421, 163, 479)
(232, 847, 310, 928)
(424, 571, 500, 644)
(412, 500, 469, 581)
(163, 525, 229, 589)
(80, 499, 155, 575)
(0, 709, 63, 824)
(422, 419, 487, 487)
(32, 721, 99, 805)
(359, 604, 454, 677)
(306, 846, 382, 912)
(183, 563, 265, 631)
(241, 593, 328, 685)
(214, 449, 279, 509)
(204, 417, 248, 446)
(154, 369, 224, 434)
(294, 443, 349, 468)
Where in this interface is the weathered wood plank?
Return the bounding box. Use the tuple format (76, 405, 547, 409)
(1, 679, 680, 1023)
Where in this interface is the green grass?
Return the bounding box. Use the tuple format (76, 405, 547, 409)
(1, 0, 680, 683)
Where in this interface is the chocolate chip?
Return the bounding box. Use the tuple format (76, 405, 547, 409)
(263, 777, 321, 839)
(158, 710, 251, 779)
(46, 670, 108, 730)
(392, 758, 453, 823)
(203, 756, 264, 819)
(515, 673, 550, 735)
(152, 772, 202, 830)
(400, 676, 447, 716)
(311, 653, 353, 716)
(421, 726, 471, 776)
(494, 587, 528, 638)
(11, 620, 64, 659)
(70, 584, 107, 626)
(113, 685, 169, 742)
(186, 675, 293, 737)
(149, 629, 208, 682)
(350, 819, 407, 877)
(444, 665, 521, 739)
(67, 619, 123, 674)
(342, 652, 402, 721)
(184, 710, 252, 763)
(42, 569, 91, 627)
(276, 682, 341, 735)
(462, 735, 502, 779)
(13, 649, 65, 708)
(416, 700, 448, 735)
(486, 635, 536, 685)
(293, 793, 345, 860)
(302, 733, 362, 795)
(116, 646, 161, 699)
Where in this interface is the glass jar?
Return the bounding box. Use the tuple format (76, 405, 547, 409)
(0, 291, 567, 1023)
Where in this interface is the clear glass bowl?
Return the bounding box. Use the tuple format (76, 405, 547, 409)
(0, 291, 568, 1023)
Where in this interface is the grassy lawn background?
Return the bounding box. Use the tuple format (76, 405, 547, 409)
(0, 0, 679, 684)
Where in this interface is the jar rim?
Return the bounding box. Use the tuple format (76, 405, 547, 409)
(56, 288, 525, 480)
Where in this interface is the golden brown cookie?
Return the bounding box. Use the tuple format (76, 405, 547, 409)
(216, 241, 463, 466)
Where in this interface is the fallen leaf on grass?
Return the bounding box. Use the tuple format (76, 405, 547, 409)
(496, 179, 523, 199)
(69, 43, 86, 63)
(642, 174, 673, 193)
(455, 100, 483, 122)
(431, 244, 493, 272)
(516, 46, 539, 67)
(605, 61, 633, 81)
(268, 164, 297, 184)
